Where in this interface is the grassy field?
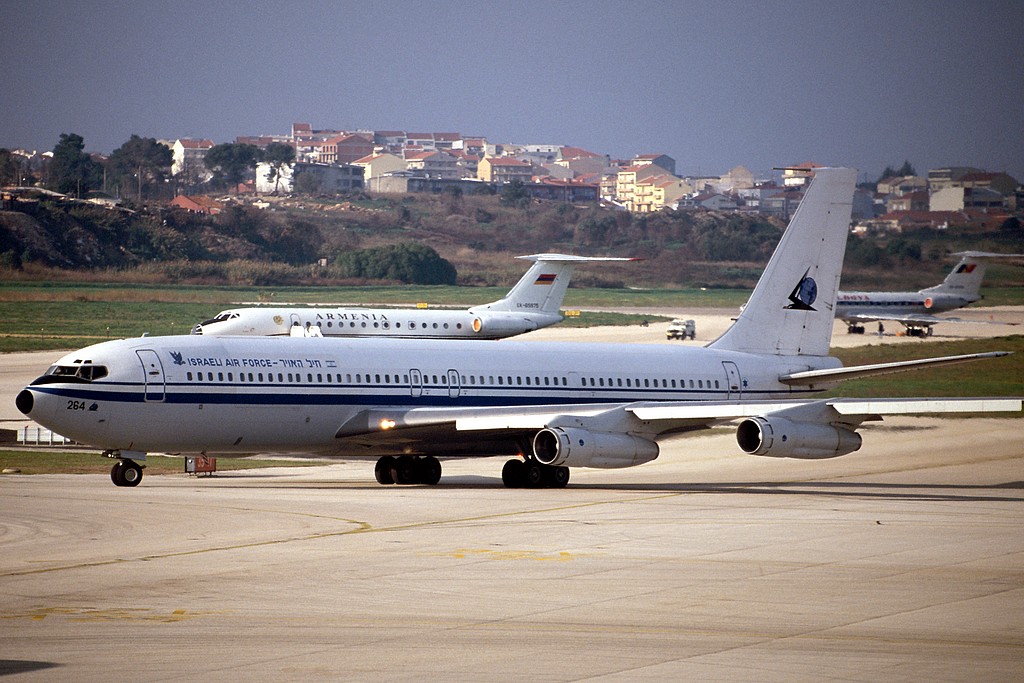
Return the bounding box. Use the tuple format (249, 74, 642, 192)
(829, 335, 1024, 400)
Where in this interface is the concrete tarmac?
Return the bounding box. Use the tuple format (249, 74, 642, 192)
(2, 309, 1022, 681)
(1, 416, 1022, 681)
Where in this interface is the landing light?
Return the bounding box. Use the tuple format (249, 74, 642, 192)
(379, 419, 396, 430)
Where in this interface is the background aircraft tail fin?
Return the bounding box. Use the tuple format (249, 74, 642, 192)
(709, 167, 857, 357)
(471, 254, 637, 315)
(919, 251, 1020, 301)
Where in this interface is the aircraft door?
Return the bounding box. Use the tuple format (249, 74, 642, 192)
(136, 350, 166, 402)
(409, 369, 423, 397)
(447, 369, 460, 398)
(722, 361, 742, 399)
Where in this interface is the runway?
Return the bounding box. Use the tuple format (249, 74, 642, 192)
(2, 416, 1022, 681)
(2, 309, 1022, 680)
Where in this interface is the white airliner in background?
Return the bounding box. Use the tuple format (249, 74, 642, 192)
(17, 168, 1020, 489)
(191, 254, 634, 339)
(837, 251, 1023, 336)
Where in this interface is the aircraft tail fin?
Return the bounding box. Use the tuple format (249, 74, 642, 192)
(920, 252, 1006, 301)
(470, 254, 638, 315)
(709, 167, 857, 357)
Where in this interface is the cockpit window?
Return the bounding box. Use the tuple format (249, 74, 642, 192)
(199, 312, 240, 326)
(46, 363, 108, 381)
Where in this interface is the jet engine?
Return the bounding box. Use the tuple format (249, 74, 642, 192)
(532, 427, 659, 469)
(471, 314, 536, 335)
(736, 417, 862, 459)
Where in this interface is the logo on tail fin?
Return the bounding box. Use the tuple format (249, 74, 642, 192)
(786, 269, 817, 310)
(533, 273, 557, 285)
(956, 263, 977, 274)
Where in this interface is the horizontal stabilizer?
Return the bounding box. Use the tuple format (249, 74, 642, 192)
(779, 351, 1010, 385)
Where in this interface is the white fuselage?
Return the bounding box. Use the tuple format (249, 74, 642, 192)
(21, 335, 838, 457)
(835, 291, 975, 321)
(192, 307, 563, 339)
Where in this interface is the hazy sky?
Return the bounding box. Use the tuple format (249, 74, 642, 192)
(3, 0, 1022, 182)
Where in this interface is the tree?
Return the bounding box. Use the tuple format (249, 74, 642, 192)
(108, 135, 173, 200)
(205, 143, 260, 192)
(260, 142, 296, 194)
(0, 149, 23, 186)
(47, 133, 103, 196)
(500, 179, 530, 208)
(878, 160, 917, 182)
(335, 243, 457, 284)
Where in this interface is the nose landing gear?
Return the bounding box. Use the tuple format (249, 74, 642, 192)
(104, 451, 145, 487)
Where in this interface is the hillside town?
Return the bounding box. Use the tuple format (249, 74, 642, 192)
(3, 122, 1022, 235)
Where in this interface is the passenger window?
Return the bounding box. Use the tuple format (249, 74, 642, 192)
(375, 374, 381, 383)
(715, 380, 720, 389)
(259, 373, 264, 382)
(187, 372, 193, 381)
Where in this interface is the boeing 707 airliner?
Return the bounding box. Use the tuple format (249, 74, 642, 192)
(17, 168, 1020, 488)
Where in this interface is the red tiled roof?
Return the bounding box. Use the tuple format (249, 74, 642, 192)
(560, 146, 601, 159)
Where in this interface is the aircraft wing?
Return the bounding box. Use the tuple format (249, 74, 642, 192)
(332, 396, 1021, 457)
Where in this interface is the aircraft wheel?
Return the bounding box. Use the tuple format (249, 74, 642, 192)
(120, 460, 143, 487)
(546, 465, 570, 488)
(524, 462, 544, 488)
(501, 459, 525, 488)
(420, 456, 442, 485)
(375, 457, 395, 485)
(110, 461, 125, 486)
(392, 456, 417, 485)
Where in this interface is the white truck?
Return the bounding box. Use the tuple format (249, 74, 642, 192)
(666, 318, 695, 340)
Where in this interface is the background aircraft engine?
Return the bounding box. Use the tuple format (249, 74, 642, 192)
(532, 427, 659, 468)
(736, 417, 862, 459)
(472, 314, 535, 334)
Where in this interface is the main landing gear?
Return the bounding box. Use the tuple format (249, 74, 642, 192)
(110, 459, 143, 487)
(501, 458, 569, 489)
(371, 455, 570, 488)
(374, 455, 442, 485)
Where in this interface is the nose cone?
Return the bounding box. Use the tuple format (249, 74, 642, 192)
(16, 389, 34, 416)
